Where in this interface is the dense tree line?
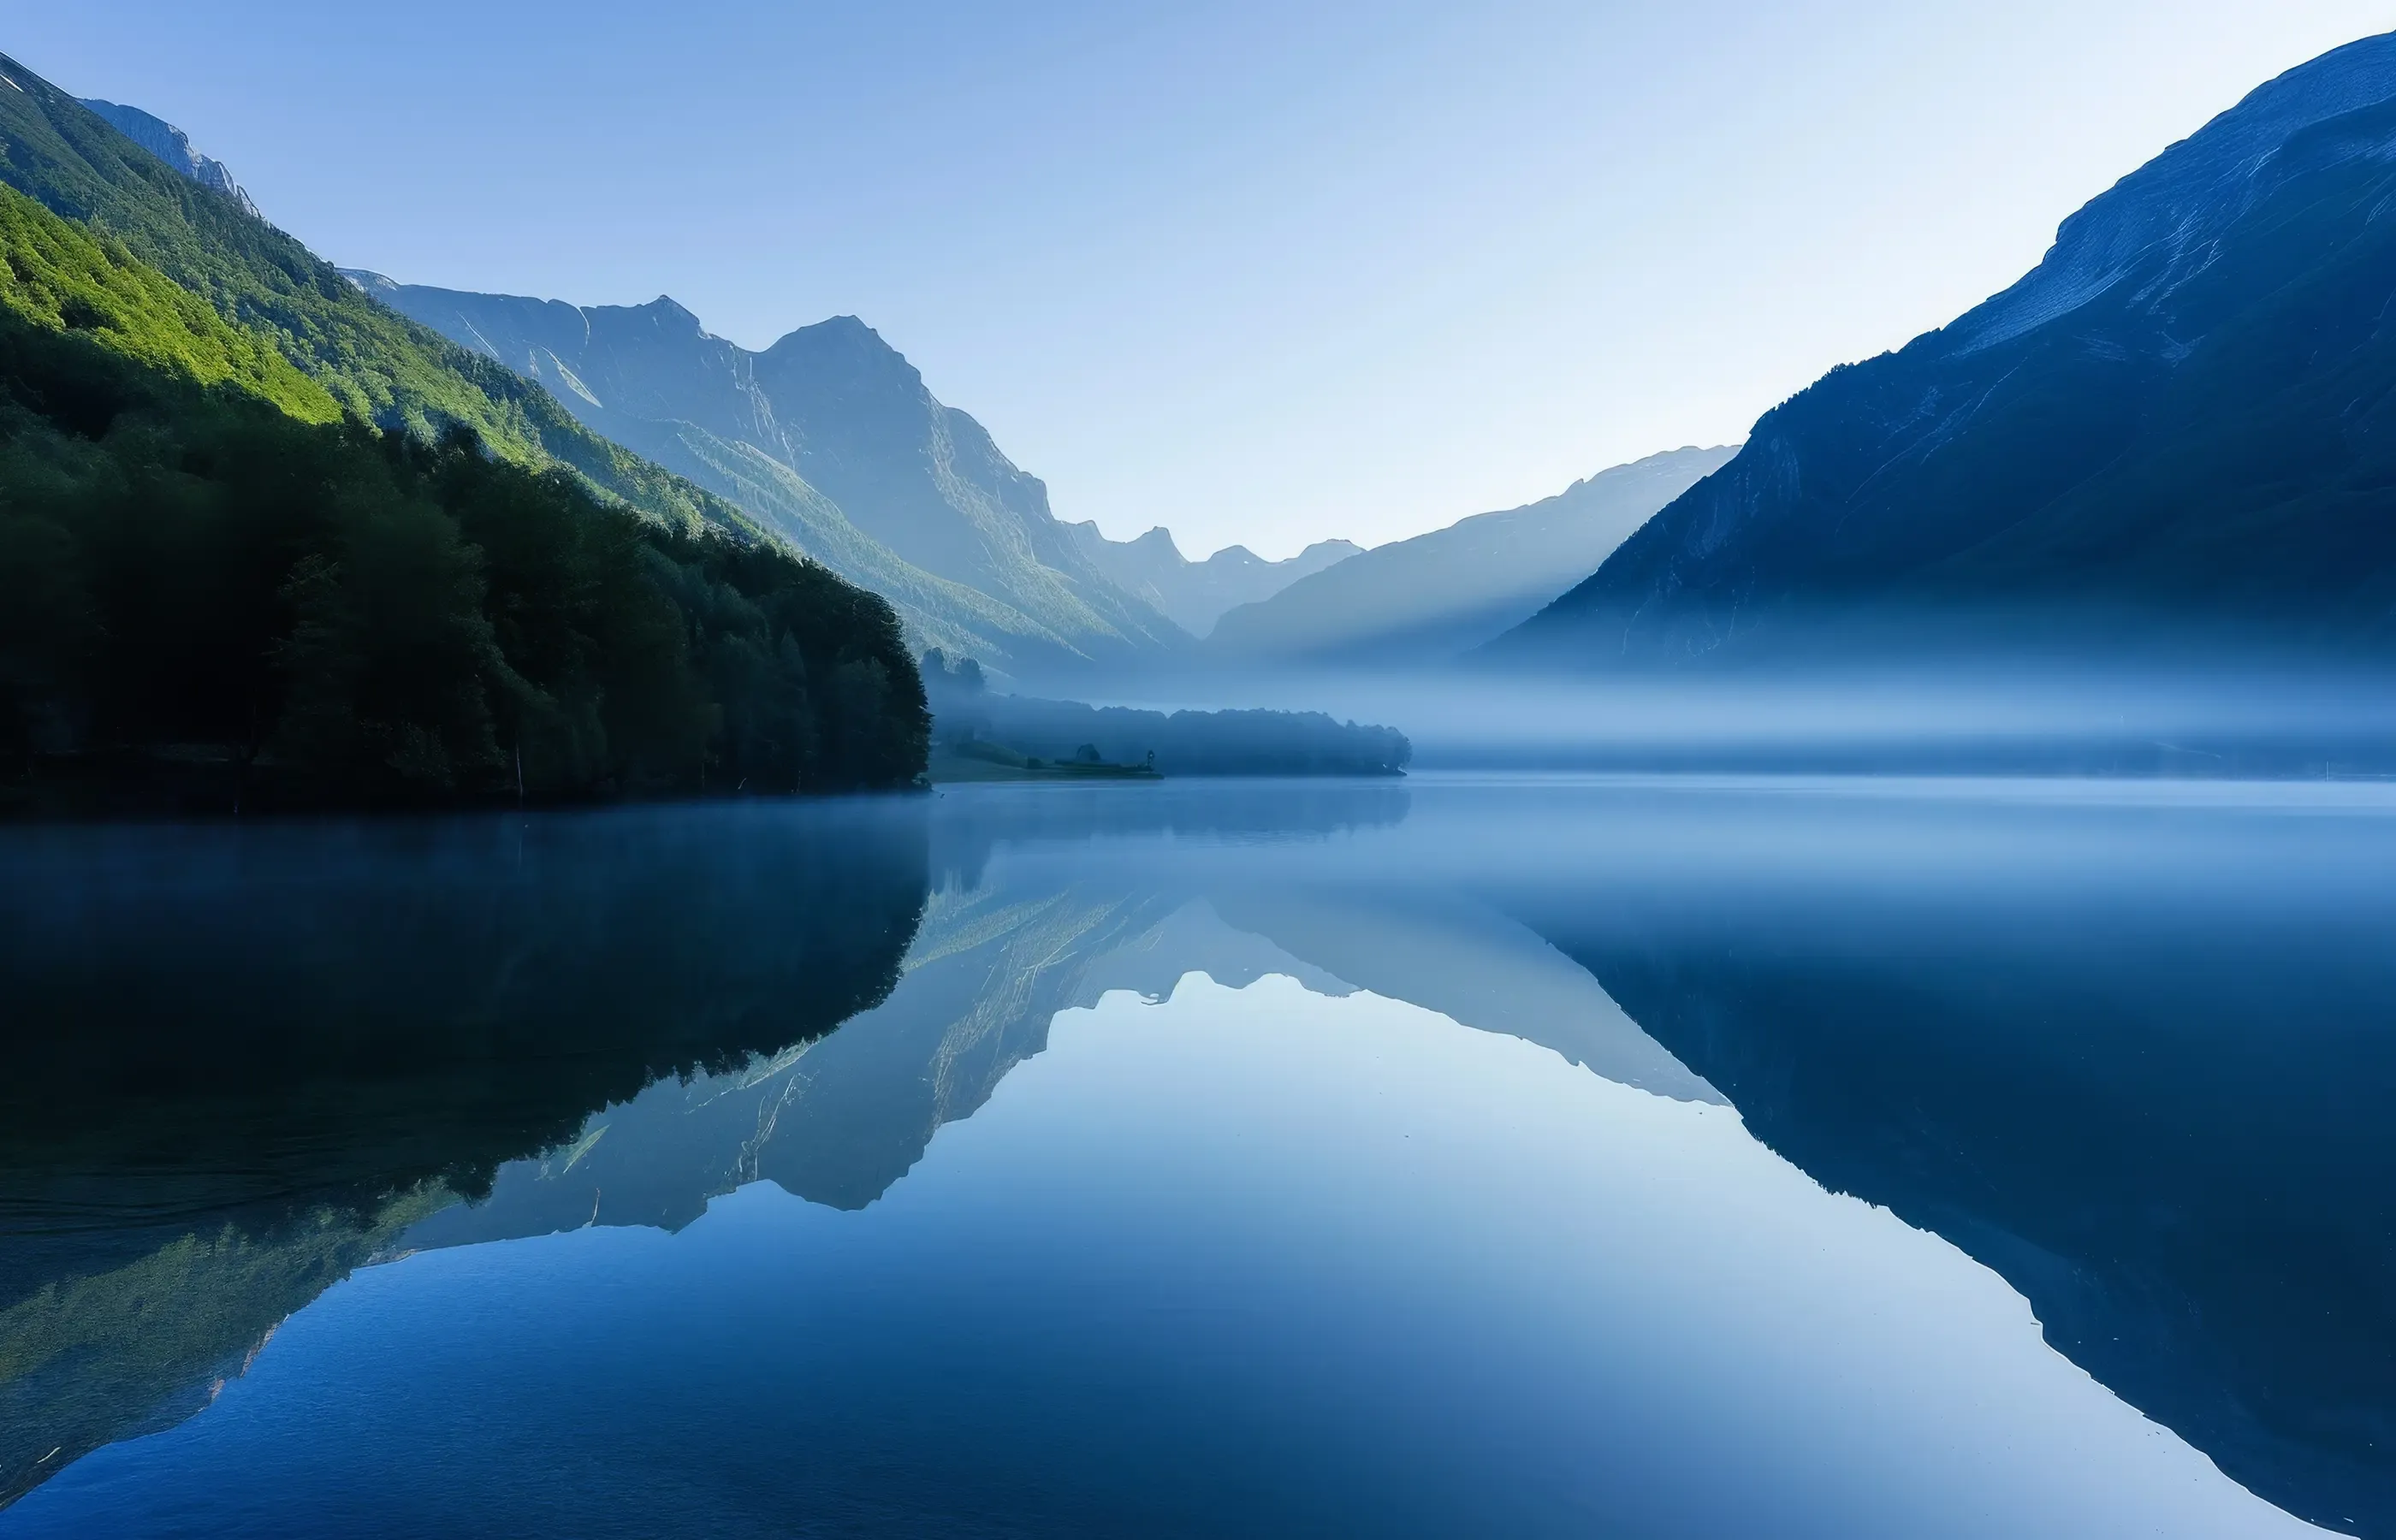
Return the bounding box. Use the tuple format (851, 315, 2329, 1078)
(0, 312, 928, 808)
(922, 651, 1409, 777)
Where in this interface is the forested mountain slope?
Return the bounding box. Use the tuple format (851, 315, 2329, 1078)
(0, 56, 750, 539)
(1493, 33, 2396, 667)
(0, 181, 925, 807)
(346, 276, 1190, 679)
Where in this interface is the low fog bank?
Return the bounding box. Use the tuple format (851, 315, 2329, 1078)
(1060, 661, 2396, 778)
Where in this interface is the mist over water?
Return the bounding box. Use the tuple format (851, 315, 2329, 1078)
(1066, 659, 2396, 776)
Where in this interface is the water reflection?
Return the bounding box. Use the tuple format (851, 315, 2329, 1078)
(1504, 803, 2396, 1535)
(3, 777, 2393, 1535)
(0, 802, 930, 1504)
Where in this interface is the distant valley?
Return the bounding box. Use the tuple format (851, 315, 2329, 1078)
(337, 277, 1729, 684)
(1207, 446, 1735, 667)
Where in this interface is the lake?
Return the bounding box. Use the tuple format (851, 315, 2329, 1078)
(3, 774, 2393, 1537)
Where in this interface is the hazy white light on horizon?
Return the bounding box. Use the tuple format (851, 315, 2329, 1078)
(11, 1, 2393, 556)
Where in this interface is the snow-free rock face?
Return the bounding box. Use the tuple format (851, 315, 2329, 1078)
(343, 276, 1188, 680)
(75, 99, 259, 218)
(1492, 32, 2396, 668)
(1955, 37, 2396, 353)
(1064, 521, 1361, 636)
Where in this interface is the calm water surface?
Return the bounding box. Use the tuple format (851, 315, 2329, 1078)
(3, 774, 2394, 1537)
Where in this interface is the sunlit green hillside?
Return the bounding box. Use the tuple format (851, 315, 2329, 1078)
(0, 186, 336, 422)
(0, 51, 746, 537)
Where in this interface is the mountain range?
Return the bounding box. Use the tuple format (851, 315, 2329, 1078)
(1063, 522, 1361, 636)
(1208, 445, 1735, 666)
(343, 275, 1757, 681)
(341, 276, 1213, 679)
(20, 71, 1760, 689)
(1492, 32, 2396, 668)
(12, 65, 1286, 687)
(29, 25, 2396, 726)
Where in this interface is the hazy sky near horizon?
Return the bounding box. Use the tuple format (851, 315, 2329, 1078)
(12, 3, 2393, 556)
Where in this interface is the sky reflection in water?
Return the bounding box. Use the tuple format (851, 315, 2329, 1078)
(3, 775, 2390, 1538)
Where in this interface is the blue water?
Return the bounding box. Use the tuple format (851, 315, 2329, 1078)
(5, 775, 2393, 1537)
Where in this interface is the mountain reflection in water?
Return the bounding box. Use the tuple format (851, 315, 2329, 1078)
(1, 777, 2392, 1537)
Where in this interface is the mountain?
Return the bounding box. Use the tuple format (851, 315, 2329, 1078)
(73, 99, 258, 218)
(342, 276, 1189, 681)
(1208, 447, 1736, 666)
(0, 73, 926, 807)
(1062, 522, 1361, 636)
(0, 56, 748, 540)
(1492, 33, 2396, 667)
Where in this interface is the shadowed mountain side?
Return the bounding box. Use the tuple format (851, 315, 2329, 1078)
(0, 803, 929, 1507)
(1512, 874, 2396, 1537)
(1491, 33, 2396, 670)
(343, 277, 1188, 682)
(1208, 447, 1735, 666)
(1065, 523, 1361, 637)
(628, 419, 1052, 661)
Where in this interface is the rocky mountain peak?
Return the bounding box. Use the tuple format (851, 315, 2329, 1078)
(1954, 31, 2396, 353)
(76, 98, 260, 219)
(632, 295, 706, 335)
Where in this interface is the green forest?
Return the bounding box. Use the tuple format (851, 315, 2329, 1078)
(1, 185, 926, 809)
(0, 52, 762, 538)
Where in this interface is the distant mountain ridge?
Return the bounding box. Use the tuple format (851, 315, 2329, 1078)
(1208, 446, 1736, 666)
(1493, 32, 2396, 667)
(1064, 522, 1361, 636)
(74, 99, 258, 218)
(345, 275, 1189, 681)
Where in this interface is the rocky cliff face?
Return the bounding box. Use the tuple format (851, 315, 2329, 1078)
(344, 275, 1187, 682)
(1494, 32, 2396, 667)
(74, 99, 258, 217)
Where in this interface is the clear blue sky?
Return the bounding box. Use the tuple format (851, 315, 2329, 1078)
(11, 3, 2393, 556)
